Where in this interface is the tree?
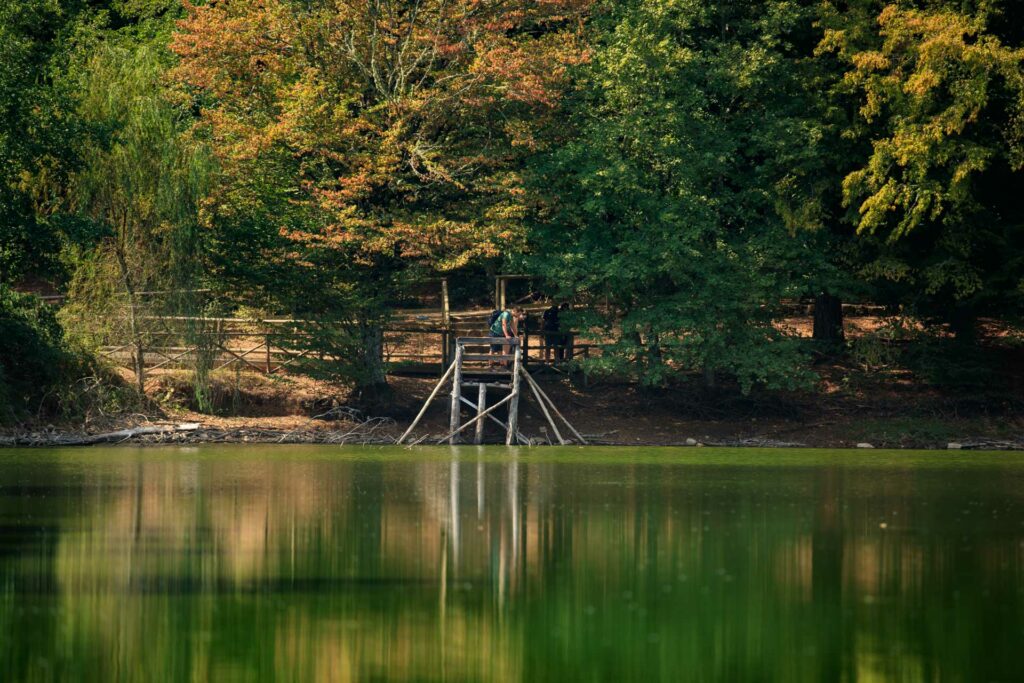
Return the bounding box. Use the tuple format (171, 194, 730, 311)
(523, 0, 820, 391)
(170, 0, 589, 401)
(0, 0, 86, 286)
(820, 1, 1024, 337)
(61, 39, 209, 396)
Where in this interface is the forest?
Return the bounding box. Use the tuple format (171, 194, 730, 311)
(2, 0, 1023, 434)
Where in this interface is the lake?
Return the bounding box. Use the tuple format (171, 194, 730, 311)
(1, 446, 1022, 681)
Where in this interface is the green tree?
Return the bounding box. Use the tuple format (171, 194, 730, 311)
(525, 0, 821, 391)
(170, 0, 589, 402)
(0, 0, 87, 285)
(60, 38, 210, 397)
(820, 1, 1024, 337)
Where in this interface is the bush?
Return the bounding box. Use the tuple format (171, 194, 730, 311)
(0, 286, 70, 421)
(0, 285, 133, 424)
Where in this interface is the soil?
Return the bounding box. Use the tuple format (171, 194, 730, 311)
(5, 351, 1023, 449)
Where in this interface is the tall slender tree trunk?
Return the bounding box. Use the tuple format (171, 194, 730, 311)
(813, 292, 844, 342)
(127, 295, 145, 397)
(114, 225, 145, 396)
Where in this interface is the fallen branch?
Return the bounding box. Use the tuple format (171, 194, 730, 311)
(1, 423, 200, 447)
(275, 406, 397, 445)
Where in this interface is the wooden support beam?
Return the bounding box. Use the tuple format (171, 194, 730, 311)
(396, 360, 457, 444)
(523, 368, 566, 445)
(459, 395, 528, 444)
(462, 353, 512, 362)
(520, 369, 588, 445)
(474, 383, 487, 444)
(448, 344, 464, 444)
(457, 336, 519, 346)
(441, 278, 450, 327)
(462, 382, 512, 390)
(436, 393, 514, 444)
(462, 395, 532, 444)
(441, 330, 450, 371)
(506, 344, 522, 445)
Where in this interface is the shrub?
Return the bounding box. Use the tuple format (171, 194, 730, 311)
(0, 286, 71, 421)
(0, 286, 134, 424)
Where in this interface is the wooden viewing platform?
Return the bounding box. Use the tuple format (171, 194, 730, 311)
(397, 337, 587, 447)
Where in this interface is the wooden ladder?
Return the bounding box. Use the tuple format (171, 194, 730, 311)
(396, 337, 587, 446)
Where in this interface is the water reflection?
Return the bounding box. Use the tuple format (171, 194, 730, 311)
(1, 447, 1022, 681)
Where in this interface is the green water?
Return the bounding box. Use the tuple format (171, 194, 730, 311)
(1, 446, 1023, 682)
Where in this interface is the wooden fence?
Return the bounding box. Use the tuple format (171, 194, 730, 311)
(98, 310, 597, 377)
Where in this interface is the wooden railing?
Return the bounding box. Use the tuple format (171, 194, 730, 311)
(97, 314, 599, 377)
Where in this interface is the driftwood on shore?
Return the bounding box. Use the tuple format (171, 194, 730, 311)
(0, 409, 399, 447)
(0, 423, 201, 447)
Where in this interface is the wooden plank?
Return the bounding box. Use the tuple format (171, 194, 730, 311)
(268, 347, 313, 374)
(213, 340, 269, 373)
(523, 367, 566, 445)
(521, 370, 588, 445)
(462, 353, 512, 362)
(148, 348, 194, 371)
(448, 344, 464, 445)
(457, 336, 519, 346)
(442, 279, 450, 327)
(474, 383, 487, 445)
(506, 345, 522, 445)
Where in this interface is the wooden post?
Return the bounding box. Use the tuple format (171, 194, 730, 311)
(441, 278, 451, 374)
(506, 344, 522, 445)
(474, 383, 487, 444)
(521, 369, 588, 445)
(441, 330, 450, 371)
(460, 394, 527, 443)
(265, 332, 272, 373)
(441, 278, 450, 327)
(436, 393, 514, 444)
(448, 343, 464, 445)
(523, 367, 565, 445)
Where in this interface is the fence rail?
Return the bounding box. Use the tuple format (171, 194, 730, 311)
(98, 315, 596, 377)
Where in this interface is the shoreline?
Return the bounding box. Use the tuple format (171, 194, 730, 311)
(3, 422, 1022, 450)
(4, 372, 1022, 451)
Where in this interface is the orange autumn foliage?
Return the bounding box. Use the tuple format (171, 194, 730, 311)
(171, 0, 591, 272)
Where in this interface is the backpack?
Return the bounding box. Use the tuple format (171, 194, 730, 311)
(487, 309, 502, 327)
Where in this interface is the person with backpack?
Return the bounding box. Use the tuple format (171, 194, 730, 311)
(489, 305, 525, 366)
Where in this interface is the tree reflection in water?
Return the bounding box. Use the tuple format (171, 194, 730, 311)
(0, 446, 1022, 681)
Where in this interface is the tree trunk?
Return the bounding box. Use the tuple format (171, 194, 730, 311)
(949, 306, 977, 343)
(702, 364, 716, 389)
(114, 232, 146, 396)
(813, 292, 844, 342)
(353, 321, 391, 409)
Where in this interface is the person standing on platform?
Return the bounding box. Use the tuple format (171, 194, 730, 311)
(542, 302, 569, 362)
